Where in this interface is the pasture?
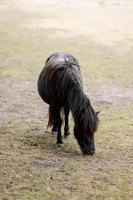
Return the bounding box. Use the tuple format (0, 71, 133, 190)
(0, 0, 133, 199)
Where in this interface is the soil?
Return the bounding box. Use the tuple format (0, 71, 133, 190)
(0, 0, 133, 199)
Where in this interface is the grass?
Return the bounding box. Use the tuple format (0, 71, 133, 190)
(0, 0, 133, 199)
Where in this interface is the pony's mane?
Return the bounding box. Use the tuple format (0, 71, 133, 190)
(80, 98, 99, 133)
(68, 72, 99, 135)
(44, 53, 99, 134)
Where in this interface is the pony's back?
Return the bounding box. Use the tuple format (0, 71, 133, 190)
(45, 53, 79, 67)
(38, 53, 82, 107)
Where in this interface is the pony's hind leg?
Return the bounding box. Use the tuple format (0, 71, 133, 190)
(51, 122, 58, 134)
(64, 106, 70, 138)
(53, 107, 63, 144)
(48, 106, 58, 134)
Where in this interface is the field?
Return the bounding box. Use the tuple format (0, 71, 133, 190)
(0, 0, 133, 199)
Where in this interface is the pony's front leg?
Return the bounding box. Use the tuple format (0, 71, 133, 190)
(64, 106, 70, 138)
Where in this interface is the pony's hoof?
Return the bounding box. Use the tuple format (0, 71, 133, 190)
(64, 132, 71, 138)
(56, 143, 64, 148)
(51, 131, 58, 135)
(56, 141, 63, 145)
(64, 135, 68, 138)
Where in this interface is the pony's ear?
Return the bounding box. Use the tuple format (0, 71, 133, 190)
(96, 111, 100, 115)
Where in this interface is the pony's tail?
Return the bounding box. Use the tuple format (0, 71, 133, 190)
(47, 106, 64, 129)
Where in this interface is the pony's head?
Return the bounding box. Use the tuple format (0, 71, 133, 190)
(74, 109, 99, 155)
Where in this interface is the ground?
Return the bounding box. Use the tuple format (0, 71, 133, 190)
(0, 0, 133, 199)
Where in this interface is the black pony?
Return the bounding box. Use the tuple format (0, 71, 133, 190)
(38, 53, 99, 155)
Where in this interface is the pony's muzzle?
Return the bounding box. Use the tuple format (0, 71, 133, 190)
(83, 149, 95, 156)
(88, 149, 95, 155)
(82, 147, 95, 156)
